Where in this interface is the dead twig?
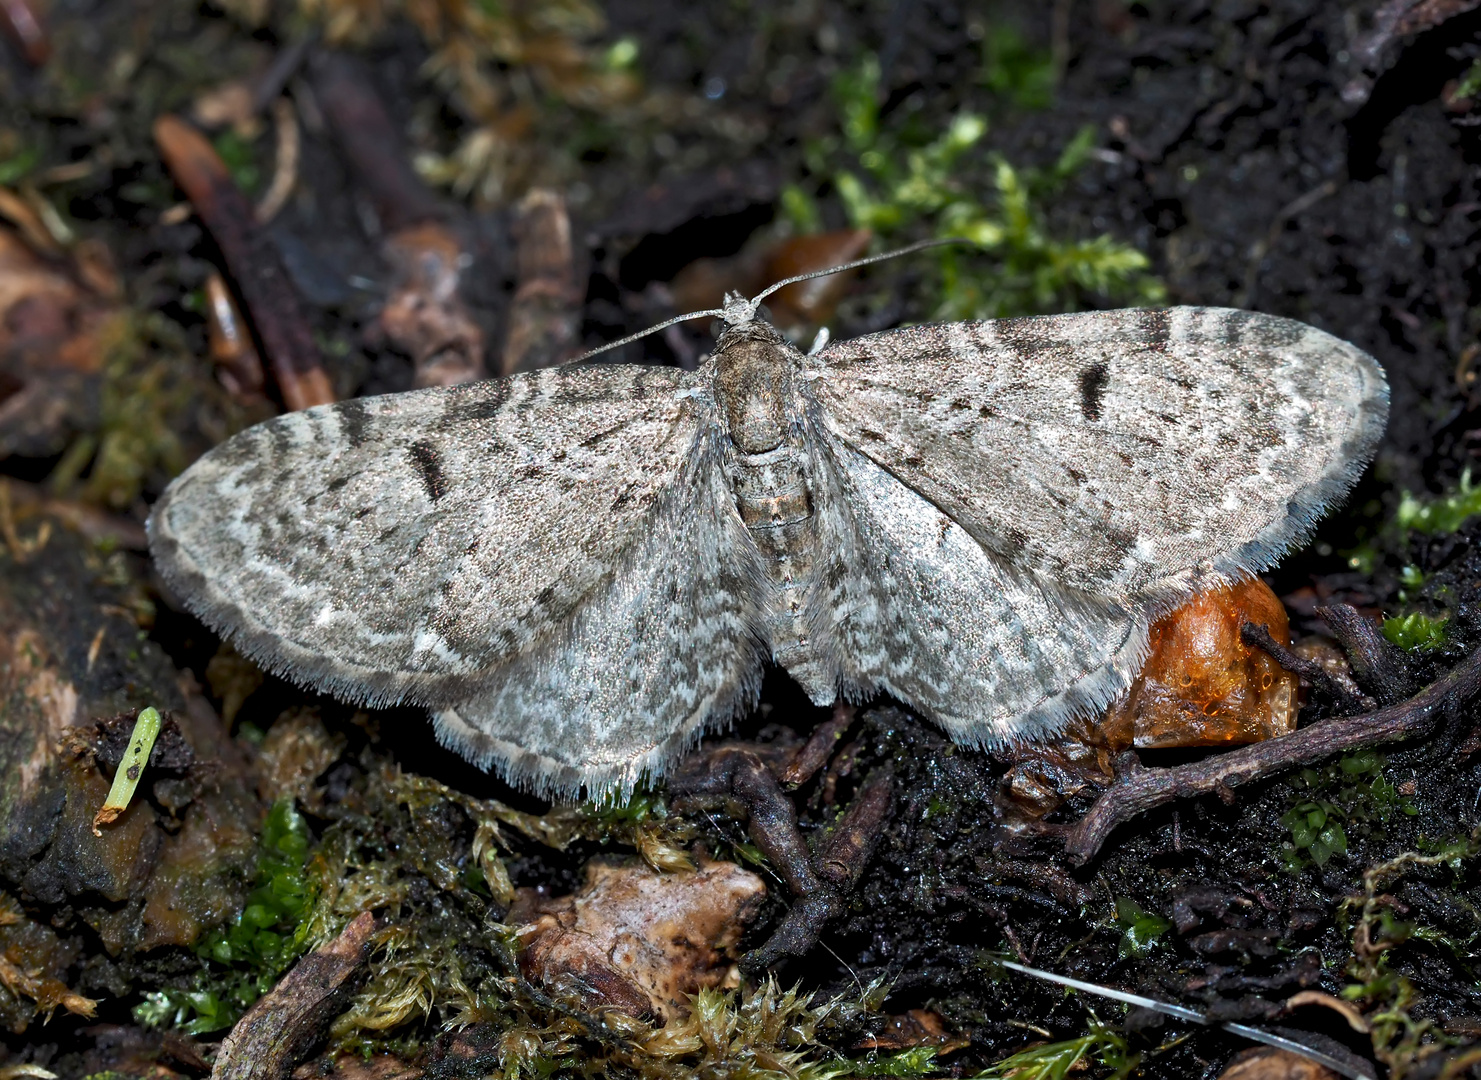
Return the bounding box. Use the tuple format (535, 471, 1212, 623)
(1318, 604, 1418, 705)
(1240, 621, 1371, 715)
(1063, 643, 1481, 865)
(311, 52, 442, 232)
(0, 0, 48, 66)
(254, 97, 300, 225)
(212, 910, 377, 1080)
(500, 187, 584, 377)
(781, 702, 855, 786)
(153, 114, 334, 412)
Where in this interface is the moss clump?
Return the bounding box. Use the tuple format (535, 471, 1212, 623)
(1383, 612, 1448, 651)
(1395, 472, 1481, 536)
(135, 799, 315, 1034)
(1280, 753, 1417, 873)
(786, 54, 1163, 322)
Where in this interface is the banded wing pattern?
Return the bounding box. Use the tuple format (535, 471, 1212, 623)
(806, 307, 1388, 604)
(150, 364, 771, 792)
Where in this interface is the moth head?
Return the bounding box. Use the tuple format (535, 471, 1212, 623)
(566, 237, 971, 367)
(721, 291, 760, 328)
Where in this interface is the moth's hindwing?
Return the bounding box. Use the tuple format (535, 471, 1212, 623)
(807, 306, 1388, 604)
(433, 429, 772, 796)
(804, 427, 1147, 746)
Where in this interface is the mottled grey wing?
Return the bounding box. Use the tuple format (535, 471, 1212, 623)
(149, 366, 767, 783)
(807, 307, 1388, 604)
(805, 429, 1146, 745)
(433, 450, 770, 797)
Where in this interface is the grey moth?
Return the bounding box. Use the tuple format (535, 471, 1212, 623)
(148, 293, 1388, 798)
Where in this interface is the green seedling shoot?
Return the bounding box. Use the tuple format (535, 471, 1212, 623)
(93, 706, 162, 835)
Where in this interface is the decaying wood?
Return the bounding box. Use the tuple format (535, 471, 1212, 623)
(1063, 643, 1481, 864)
(310, 54, 486, 387)
(500, 188, 583, 377)
(310, 53, 442, 233)
(153, 114, 333, 412)
(213, 910, 378, 1080)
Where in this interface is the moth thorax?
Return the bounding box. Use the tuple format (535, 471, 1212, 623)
(715, 336, 795, 455)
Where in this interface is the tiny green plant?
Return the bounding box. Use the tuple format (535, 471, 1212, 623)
(1114, 897, 1171, 959)
(1280, 753, 1417, 873)
(786, 54, 1162, 323)
(135, 799, 315, 1034)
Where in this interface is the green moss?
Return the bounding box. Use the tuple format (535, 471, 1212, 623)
(1450, 58, 1481, 104)
(211, 129, 262, 194)
(48, 311, 208, 510)
(788, 54, 1162, 323)
(1395, 472, 1481, 535)
(1382, 612, 1448, 651)
(1113, 897, 1170, 958)
(978, 22, 1056, 110)
(0, 145, 39, 185)
(846, 1047, 940, 1078)
(971, 1015, 1138, 1080)
(135, 799, 316, 1034)
(1339, 831, 1481, 1077)
(1279, 753, 1417, 873)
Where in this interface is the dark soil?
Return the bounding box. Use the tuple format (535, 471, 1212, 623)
(3, 1, 1481, 1078)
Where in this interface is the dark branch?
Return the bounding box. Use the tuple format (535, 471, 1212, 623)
(1239, 621, 1371, 715)
(1317, 604, 1419, 705)
(1063, 643, 1481, 865)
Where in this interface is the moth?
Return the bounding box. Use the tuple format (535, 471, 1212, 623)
(148, 271, 1388, 798)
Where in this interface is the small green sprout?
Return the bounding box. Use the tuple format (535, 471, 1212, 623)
(1382, 612, 1448, 651)
(972, 1014, 1137, 1080)
(92, 707, 162, 834)
(1114, 897, 1171, 958)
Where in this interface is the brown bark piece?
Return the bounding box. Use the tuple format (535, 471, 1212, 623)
(153, 114, 333, 411)
(380, 222, 486, 387)
(0, 527, 259, 995)
(214, 910, 379, 1080)
(512, 859, 765, 1020)
(499, 188, 583, 377)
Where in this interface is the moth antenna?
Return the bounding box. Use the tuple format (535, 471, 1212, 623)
(568, 307, 727, 365)
(745, 235, 974, 309)
(566, 236, 973, 366)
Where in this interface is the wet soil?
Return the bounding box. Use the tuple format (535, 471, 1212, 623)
(3, 1, 1481, 1077)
